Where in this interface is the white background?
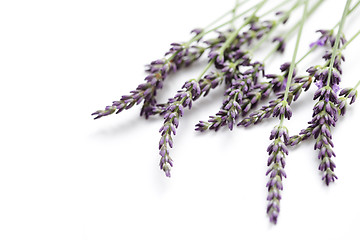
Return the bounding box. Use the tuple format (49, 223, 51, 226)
(1, 0, 360, 239)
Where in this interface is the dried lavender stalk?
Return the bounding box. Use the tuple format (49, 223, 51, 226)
(290, 0, 351, 185)
(266, 0, 307, 224)
(159, 76, 224, 176)
(266, 125, 289, 224)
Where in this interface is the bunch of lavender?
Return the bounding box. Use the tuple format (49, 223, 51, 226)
(92, 0, 360, 225)
(195, 1, 303, 132)
(158, 1, 268, 176)
(238, 65, 312, 127)
(91, 0, 257, 120)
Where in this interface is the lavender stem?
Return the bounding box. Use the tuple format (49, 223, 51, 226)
(339, 29, 360, 51)
(325, 0, 351, 87)
(263, 0, 324, 63)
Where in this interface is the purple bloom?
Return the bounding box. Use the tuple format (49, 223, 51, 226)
(272, 36, 286, 53)
(197, 62, 264, 131)
(310, 37, 326, 48)
(266, 125, 289, 224)
(159, 74, 225, 176)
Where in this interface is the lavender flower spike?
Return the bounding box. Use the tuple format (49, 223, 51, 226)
(159, 75, 222, 176)
(92, 40, 206, 120)
(266, 125, 289, 224)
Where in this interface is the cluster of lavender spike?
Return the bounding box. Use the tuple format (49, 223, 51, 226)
(158, 14, 286, 176)
(92, 0, 360, 225)
(194, 17, 290, 132)
(287, 32, 353, 185)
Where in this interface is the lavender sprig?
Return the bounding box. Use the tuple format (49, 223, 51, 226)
(312, 87, 339, 184)
(291, 0, 351, 185)
(266, 125, 289, 224)
(159, 74, 226, 176)
(92, 41, 206, 120)
(266, 0, 307, 223)
(159, 79, 200, 177)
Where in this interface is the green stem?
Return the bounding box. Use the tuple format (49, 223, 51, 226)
(340, 29, 360, 50)
(205, 0, 249, 30)
(196, 58, 216, 82)
(281, 0, 308, 125)
(268, 0, 359, 66)
(195, 0, 268, 82)
(258, 0, 293, 18)
(250, 0, 303, 54)
(188, 0, 290, 47)
(354, 80, 360, 89)
(186, 1, 260, 47)
(295, 0, 359, 65)
(283, 0, 324, 41)
(295, 45, 316, 65)
(167, 0, 254, 62)
(326, 0, 351, 87)
(263, 0, 324, 62)
(231, 0, 240, 29)
(333, 0, 360, 29)
(218, 0, 267, 55)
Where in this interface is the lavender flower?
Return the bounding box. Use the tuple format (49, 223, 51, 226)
(238, 71, 312, 127)
(272, 36, 286, 53)
(309, 29, 346, 48)
(195, 61, 264, 131)
(266, 125, 289, 224)
(92, 34, 206, 120)
(159, 75, 223, 176)
(338, 87, 358, 114)
(311, 87, 339, 185)
(159, 80, 199, 177)
(289, 84, 358, 146)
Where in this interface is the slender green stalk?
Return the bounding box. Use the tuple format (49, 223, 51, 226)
(283, 0, 324, 40)
(340, 29, 360, 50)
(204, 0, 249, 30)
(265, 0, 359, 65)
(184, 1, 260, 48)
(195, 0, 268, 82)
(333, 0, 360, 29)
(262, 0, 324, 62)
(193, 0, 290, 44)
(168, 0, 254, 61)
(231, 0, 240, 29)
(295, 0, 359, 65)
(354, 80, 360, 89)
(258, 0, 294, 18)
(326, 0, 351, 87)
(250, 0, 303, 54)
(281, 0, 308, 125)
